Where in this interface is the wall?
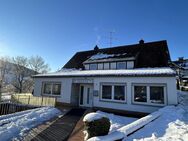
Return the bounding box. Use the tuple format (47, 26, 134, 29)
(93, 76, 177, 113)
(34, 76, 177, 113)
(33, 77, 72, 103)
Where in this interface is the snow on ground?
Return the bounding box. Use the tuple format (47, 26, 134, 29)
(83, 112, 106, 122)
(0, 107, 63, 140)
(125, 90, 188, 141)
(96, 111, 138, 133)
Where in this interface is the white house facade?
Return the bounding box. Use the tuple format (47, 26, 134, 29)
(33, 40, 178, 113)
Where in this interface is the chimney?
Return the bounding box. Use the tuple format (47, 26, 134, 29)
(139, 39, 144, 44)
(94, 45, 99, 51)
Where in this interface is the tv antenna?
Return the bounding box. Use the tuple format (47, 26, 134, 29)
(105, 30, 116, 47)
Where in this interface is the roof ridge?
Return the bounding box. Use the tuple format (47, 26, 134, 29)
(76, 40, 167, 53)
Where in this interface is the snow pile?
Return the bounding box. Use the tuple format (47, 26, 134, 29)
(126, 106, 188, 141)
(0, 107, 63, 140)
(35, 67, 175, 77)
(88, 111, 160, 141)
(83, 112, 106, 122)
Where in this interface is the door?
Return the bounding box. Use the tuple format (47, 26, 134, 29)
(79, 84, 93, 107)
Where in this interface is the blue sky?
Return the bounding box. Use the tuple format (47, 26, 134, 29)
(0, 0, 188, 71)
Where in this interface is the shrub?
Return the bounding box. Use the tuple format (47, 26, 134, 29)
(84, 116, 110, 140)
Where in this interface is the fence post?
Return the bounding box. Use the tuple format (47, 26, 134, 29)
(41, 97, 43, 106)
(28, 96, 30, 105)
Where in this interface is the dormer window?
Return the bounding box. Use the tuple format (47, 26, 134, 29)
(89, 64, 97, 70)
(117, 62, 126, 69)
(104, 63, 110, 70)
(127, 61, 134, 69)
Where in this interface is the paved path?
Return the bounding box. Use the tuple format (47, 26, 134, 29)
(24, 108, 86, 141)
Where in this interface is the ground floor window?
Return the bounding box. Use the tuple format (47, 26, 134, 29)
(132, 84, 166, 105)
(101, 83, 126, 102)
(42, 82, 61, 96)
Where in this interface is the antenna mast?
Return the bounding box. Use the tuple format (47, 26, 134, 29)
(108, 30, 115, 47)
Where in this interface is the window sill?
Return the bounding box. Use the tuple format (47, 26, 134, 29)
(100, 99, 127, 104)
(132, 101, 166, 107)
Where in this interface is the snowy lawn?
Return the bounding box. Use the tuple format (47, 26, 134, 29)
(95, 111, 138, 133)
(125, 90, 188, 141)
(0, 106, 63, 140)
(87, 91, 188, 141)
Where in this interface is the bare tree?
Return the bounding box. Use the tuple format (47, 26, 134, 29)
(29, 55, 50, 74)
(0, 57, 10, 100)
(11, 56, 32, 93)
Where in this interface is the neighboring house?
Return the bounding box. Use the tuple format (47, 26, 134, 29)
(33, 40, 177, 113)
(0, 60, 36, 93)
(170, 57, 188, 90)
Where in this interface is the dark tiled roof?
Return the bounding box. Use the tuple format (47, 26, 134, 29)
(63, 40, 171, 69)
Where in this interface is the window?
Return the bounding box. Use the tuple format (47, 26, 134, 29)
(150, 86, 164, 104)
(52, 83, 61, 95)
(101, 84, 126, 102)
(134, 86, 147, 102)
(85, 64, 89, 70)
(89, 64, 97, 70)
(102, 85, 112, 99)
(110, 62, 116, 69)
(133, 84, 166, 105)
(43, 83, 51, 94)
(98, 63, 103, 70)
(127, 61, 134, 69)
(114, 86, 125, 100)
(104, 63, 110, 70)
(42, 82, 61, 96)
(117, 62, 126, 69)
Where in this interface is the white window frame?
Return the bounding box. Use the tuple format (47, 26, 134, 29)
(103, 63, 110, 70)
(42, 82, 61, 96)
(98, 63, 103, 70)
(127, 61, 134, 69)
(89, 64, 97, 70)
(110, 62, 116, 70)
(117, 62, 126, 69)
(132, 83, 167, 106)
(85, 64, 89, 70)
(100, 83, 127, 103)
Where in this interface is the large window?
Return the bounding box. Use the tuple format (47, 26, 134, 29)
(42, 82, 61, 96)
(101, 84, 126, 102)
(133, 84, 166, 105)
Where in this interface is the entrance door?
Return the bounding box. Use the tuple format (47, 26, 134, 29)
(79, 84, 93, 107)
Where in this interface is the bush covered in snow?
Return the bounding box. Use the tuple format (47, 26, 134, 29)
(83, 113, 110, 140)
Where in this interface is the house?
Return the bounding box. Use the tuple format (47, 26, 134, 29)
(0, 60, 36, 93)
(170, 57, 188, 90)
(33, 40, 177, 113)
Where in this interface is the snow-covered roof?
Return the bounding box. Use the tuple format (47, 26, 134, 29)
(34, 68, 176, 78)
